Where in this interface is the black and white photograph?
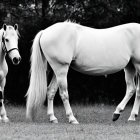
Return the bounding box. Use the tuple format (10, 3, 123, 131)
(0, 0, 140, 139)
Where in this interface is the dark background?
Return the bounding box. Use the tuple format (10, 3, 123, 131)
(0, 0, 140, 105)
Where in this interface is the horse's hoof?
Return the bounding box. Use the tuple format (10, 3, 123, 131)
(128, 114, 137, 121)
(112, 113, 120, 121)
(2, 118, 9, 123)
(128, 118, 136, 121)
(69, 119, 79, 124)
(0, 117, 2, 122)
(50, 119, 58, 123)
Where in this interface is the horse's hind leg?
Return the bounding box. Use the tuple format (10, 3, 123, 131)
(47, 73, 58, 123)
(0, 77, 9, 122)
(50, 62, 79, 124)
(128, 63, 140, 121)
(113, 65, 136, 121)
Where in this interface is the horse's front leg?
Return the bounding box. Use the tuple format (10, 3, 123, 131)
(113, 66, 136, 121)
(128, 74, 140, 121)
(0, 78, 9, 122)
(128, 63, 140, 121)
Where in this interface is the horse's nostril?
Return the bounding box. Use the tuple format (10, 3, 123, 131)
(13, 57, 19, 64)
(19, 57, 21, 62)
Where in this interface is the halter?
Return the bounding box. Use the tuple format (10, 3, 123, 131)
(1, 32, 19, 55)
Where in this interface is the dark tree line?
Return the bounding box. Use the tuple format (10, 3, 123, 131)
(0, 0, 140, 105)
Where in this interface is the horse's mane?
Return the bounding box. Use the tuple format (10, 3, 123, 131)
(7, 25, 20, 38)
(65, 19, 77, 24)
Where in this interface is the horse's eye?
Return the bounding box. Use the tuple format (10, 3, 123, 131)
(5, 39, 9, 42)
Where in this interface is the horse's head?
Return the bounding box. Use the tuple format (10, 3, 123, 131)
(2, 24, 21, 65)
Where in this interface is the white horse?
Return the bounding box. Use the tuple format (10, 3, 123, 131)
(26, 21, 140, 124)
(0, 24, 21, 122)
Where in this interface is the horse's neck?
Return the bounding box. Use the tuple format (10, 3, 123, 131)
(0, 29, 3, 40)
(0, 29, 6, 64)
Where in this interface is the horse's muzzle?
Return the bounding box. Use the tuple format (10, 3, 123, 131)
(12, 56, 21, 65)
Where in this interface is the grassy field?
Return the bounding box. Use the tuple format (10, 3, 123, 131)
(1, 104, 140, 140)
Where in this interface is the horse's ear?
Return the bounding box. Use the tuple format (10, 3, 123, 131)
(14, 24, 18, 30)
(3, 24, 7, 31)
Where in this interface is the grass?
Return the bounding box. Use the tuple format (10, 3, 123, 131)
(1, 104, 140, 140)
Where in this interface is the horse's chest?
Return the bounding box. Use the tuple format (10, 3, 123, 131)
(0, 62, 8, 77)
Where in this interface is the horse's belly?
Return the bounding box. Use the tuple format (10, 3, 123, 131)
(71, 64, 124, 75)
(73, 33, 131, 75)
(71, 55, 130, 75)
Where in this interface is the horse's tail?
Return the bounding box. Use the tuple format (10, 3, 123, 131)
(135, 72, 139, 88)
(26, 30, 47, 121)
